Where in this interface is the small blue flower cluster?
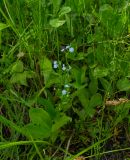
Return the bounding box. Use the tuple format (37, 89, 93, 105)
(53, 45, 74, 70)
(53, 61, 71, 71)
(62, 84, 70, 95)
(52, 45, 73, 96)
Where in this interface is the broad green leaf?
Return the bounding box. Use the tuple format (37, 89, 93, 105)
(89, 93, 102, 108)
(93, 67, 109, 78)
(29, 108, 52, 127)
(0, 23, 9, 31)
(24, 108, 53, 139)
(117, 78, 130, 91)
(11, 60, 24, 73)
(10, 72, 27, 86)
(50, 18, 66, 28)
(58, 6, 71, 17)
(25, 123, 51, 139)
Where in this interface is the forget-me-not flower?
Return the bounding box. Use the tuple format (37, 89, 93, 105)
(62, 89, 67, 95)
(53, 63, 58, 69)
(53, 60, 58, 69)
(69, 47, 74, 53)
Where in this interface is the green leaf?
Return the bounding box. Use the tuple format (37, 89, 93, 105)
(93, 67, 109, 78)
(11, 60, 24, 73)
(29, 108, 52, 127)
(100, 78, 113, 95)
(10, 71, 34, 86)
(24, 108, 54, 139)
(85, 93, 102, 117)
(65, 14, 74, 37)
(52, 114, 71, 132)
(58, 6, 71, 17)
(89, 93, 102, 108)
(72, 66, 87, 88)
(37, 98, 57, 119)
(10, 72, 27, 86)
(49, 18, 66, 28)
(25, 123, 51, 139)
(77, 88, 89, 109)
(0, 23, 9, 31)
(117, 78, 130, 91)
(45, 72, 60, 88)
(39, 57, 52, 85)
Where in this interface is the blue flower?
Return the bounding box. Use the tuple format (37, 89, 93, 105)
(53, 63, 58, 69)
(62, 89, 67, 95)
(53, 60, 58, 69)
(69, 47, 74, 53)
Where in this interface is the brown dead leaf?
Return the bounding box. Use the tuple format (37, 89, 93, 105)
(105, 98, 129, 106)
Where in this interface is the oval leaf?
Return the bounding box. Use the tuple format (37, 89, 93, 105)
(50, 18, 66, 28)
(25, 123, 51, 139)
(11, 60, 24, 73)
(29, 108, 52, 127)
(89, 93, 102, 108)
(58, 6, 71, 17)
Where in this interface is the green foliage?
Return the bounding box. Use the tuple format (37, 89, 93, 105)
(24, 107, 71, 140)
(117, 78, 130, 91)
(25, 108, 52, 139)
(0, 0, 130, 159)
